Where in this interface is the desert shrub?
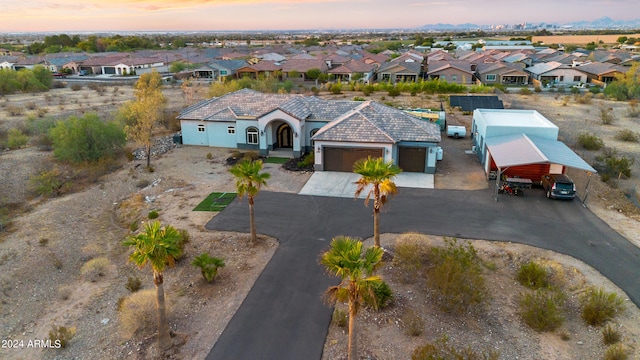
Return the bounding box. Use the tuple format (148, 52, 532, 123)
(388, 87, 401, 97)
(328, 82, 342, 94)
(577, 132, 604, 150)
(403, 309, 424, 336)
(363, 280, 393, 310)
(516, 261, 550, 289)
(49, 325, 76, 348)
(332, 308, 347, 327)
(520, 289, 566, 332)
(412, 335, 499, 360)
(6, 128, 29, 149)
(29, 167, 69, 197)
(627, 100, 640, 118)
(600, 105, 615, 125)
(206, 152, 213, 159)
(393, 233, 429, 283)
(595, 148, 634, 180)
(571, 87, 581, 94)
(603, 323, 622, 345)
(519, 87, 532, 95)
(70, 83, 82, 91)
(615, 129, 638, 142)
(534, 86, 542, 93)
(50, 113, 126, 164)
(6, 105, 24, 116)
(353, 96, 366, 101)
(147, 210, 159, 219)
(557, 86, 566, 93)
(604, 343, 629, 360)
(581, 287, 625, 326)
(192, 253, 225, 283)
(589, 86, 601, 94)
(57, 285, 73, 300)
(125, 276, 142, 293)
(426, 238, 487, 314)
(80, 257, 111, 282)
(575, 92, 593, 104)
(119, 289, 167, 338)
(562, 95, 571, 106)
(26, 101, 37, 110)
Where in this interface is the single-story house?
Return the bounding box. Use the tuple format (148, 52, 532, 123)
(471, 109, 595, 183)
(475, 62, 529, 86)
(426, 60, 475, 84)
(178, 89, 441, 173)
(525, 61, 587, 87)
(574, 62, 627, 84)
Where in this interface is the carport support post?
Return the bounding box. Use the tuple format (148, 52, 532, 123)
(494, 167, 502, 201)
(582, 171, 592, 207)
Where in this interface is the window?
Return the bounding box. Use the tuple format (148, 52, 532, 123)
(486, 74, 496, 81)
(246, 127, 258, 145)
(573, 76, 581, 82)
(197, 124, 205, 132)
(227, 126, 235, 134)
(220, 70, 228, 76)
(559, 76, 564, 81)
(310, 128, 319, 137)
(452, 75, 457, 81)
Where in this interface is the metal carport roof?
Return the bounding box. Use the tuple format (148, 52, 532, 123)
(486, 134, 596, 173)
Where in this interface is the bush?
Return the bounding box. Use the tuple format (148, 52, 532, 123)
(604, 343, 629, 360)
(388, 87, 401, 97)
(615, 129, 638, 142)
(603, 323, 622, 345)
(403, 309, 424, 336)
(125, 276, 142, 293)
(577, 132, 604, 151)
(426, 238, 487, 314)
(57, 285, 73, 300)
(70, 83, 82, 91)
(29, 167, 69, 197)
(519, 87, 533, 95)
(520, 289, 566, 331)
(6, 128, 29, 149)
(119, 289, 166, 338)
(363, 280, 393, 310)
(49, 325, 76, 348)
(516, 261, 550, 289)
(147, 210, 159, 219)
(332, 308, 347, 327)
(534, 86, 542, 93)
(80, 257, 111, 282)
(297, 152, 314, 168)
(595, 148, 634, 180)
(581, 287, 626, 326)
(392, 233, 429, 283)
(412, 335, 499, 360)
(575, 92, 593, 104)
(192, 253, 225, 283)
(600, 106, 615, 125)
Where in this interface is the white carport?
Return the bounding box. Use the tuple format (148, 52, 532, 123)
(486, 134, 597, 202)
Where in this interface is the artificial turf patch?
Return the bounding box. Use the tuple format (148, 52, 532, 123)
(263, 157, 289, 164)
(193, 192, 237, 212)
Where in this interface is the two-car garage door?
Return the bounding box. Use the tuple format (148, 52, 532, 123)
(323, 147, 383, 172)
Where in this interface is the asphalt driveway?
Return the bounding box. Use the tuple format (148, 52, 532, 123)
(205, 188, 640, 360)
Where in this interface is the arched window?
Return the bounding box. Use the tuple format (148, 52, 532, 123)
(246, 127, 259, 145)
(310, 128, 319, 137)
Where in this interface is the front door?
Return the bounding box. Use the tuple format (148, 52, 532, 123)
(277, 124, 292, 148)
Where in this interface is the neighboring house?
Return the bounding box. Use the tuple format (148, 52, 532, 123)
(475, 62, 529, 85)
(426, 60, 475, 84)
(323, 53, 351, 69)
(502, 52, 533, 68)
(376, 59, 422, 83)
(471, 109, 595, 182)
(524, 61, 587, 87)
(0, 57, 18, 70)
(236, 60, 282, 79)
(206, 59, 247, 80)
(575, 62, 627, 84)
(281, 59, 328, 80)
(259, 52, 286, 62)
(178, 89, 441, 173)
(78, 54, 128, 75)
(12, 56, 48, 70)
(327, 60, 376, 82)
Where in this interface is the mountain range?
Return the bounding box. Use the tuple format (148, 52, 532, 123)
(418, 17, 640, 31)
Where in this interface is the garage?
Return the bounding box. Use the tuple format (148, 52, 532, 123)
(398, 147, 426, 172)
(323, 147, 383, 172)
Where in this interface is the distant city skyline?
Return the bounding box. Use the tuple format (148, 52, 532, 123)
(1, 0, 639, 33)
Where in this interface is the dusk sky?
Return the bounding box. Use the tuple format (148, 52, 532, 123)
(1, 0, 638, 33)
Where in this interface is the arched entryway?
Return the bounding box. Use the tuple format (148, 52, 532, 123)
(277, 123, 293, 148)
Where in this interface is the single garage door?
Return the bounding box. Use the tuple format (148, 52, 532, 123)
(398, 147, 426, 172)
(323, 147, 383, 172)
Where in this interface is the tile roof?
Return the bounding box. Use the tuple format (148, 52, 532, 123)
(179, 90, 440, 144)
(312, 101, 440, 143)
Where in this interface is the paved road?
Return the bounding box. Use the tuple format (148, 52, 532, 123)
(205, 188, 640, 360)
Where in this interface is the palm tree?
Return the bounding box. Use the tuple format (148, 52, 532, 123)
(122, 221, 182, 351)
(353, 156, 401, 248)
(229, 159, 271, 244)
(321, 236, 384, 360)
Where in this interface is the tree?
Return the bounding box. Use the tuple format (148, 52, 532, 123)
(604, 63, 640, 100)
(617, 36, 628, 44)
(321, 236, 384, 360)
(353, 156, 401, 248)
(124, 71, 166, 168)
(122, 221, 182, 352)
(229, 159, 270, 244)
(50, 113, 126, 163)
